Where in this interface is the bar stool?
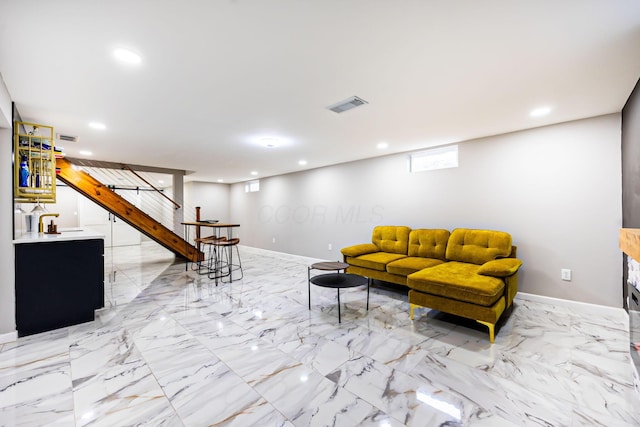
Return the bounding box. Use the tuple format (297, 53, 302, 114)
(209, 237, 243, 283)
(192, 235, 218, 275)
(203, 236, 228, 285)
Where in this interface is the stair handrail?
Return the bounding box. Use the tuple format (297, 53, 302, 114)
(121, 164, 181, 210)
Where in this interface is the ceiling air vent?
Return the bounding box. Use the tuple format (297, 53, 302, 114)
(57, 133, 79, 143)
(326, 96, 368, 113)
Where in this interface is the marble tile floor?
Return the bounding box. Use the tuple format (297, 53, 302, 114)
(1, 241, 639, 426)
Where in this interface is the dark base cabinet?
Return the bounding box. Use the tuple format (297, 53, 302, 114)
(15, 238, 104, 337)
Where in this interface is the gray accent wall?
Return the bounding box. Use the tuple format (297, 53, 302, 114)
(622, 77, 640, 310)
(231, 114, 623, 307)
(622, 79, 640, 228)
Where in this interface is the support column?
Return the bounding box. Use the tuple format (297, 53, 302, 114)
(172, 172, 184, 238)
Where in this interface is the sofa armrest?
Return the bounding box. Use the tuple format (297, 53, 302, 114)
(341, 243, 379, 258)
(478, 258, 523, 277)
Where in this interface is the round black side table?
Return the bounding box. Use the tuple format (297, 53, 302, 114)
(308, 262, 369, 322)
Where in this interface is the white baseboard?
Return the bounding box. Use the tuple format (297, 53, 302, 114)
(516, 292, 627, 318)
(0, 331, 17, 345)
(239, 245, 328, 264)
(241, 246, 628, 319)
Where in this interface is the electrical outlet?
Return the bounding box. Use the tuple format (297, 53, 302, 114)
(272, 237, 276, 244)
(561, 269, 572, 281)
(328, 243, 332, 251)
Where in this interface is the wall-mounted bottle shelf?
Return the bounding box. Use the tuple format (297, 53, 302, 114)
(14, 121, 57, 203)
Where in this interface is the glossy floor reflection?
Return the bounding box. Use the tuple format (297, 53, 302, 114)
(1, 242, 638, 426)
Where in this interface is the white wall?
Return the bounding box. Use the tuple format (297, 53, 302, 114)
(230, 114, 623, 307)
(15, 186, 81, 235)
(1, 109, 622, 337)
(184, 181, 230, 222)
(0, 75, 15, 336)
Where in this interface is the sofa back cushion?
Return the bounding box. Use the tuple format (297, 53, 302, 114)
(445, 228, 512, 265)
(408, 229, 450, 260)
(372, 226, 411, 255)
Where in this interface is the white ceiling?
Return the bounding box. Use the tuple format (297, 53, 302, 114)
(1, 1, 639, 183)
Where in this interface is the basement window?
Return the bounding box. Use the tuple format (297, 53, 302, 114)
(245, 180, 260, 193)
(410, 145, 458, 172)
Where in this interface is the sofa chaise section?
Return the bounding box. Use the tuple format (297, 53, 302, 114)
(406, 228, 522, 342)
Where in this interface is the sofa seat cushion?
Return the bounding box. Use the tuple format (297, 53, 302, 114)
(386, 257, 444, 276)
(349, 252, 407, 272)
(407, 262, 504, 306)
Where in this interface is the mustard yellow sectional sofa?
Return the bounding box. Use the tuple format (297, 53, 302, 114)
(341, 226, 522, 342)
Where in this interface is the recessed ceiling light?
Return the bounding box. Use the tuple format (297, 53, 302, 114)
(113, 48, 141, 64)
(530, 106, 552, 117)
(88, 122, 106, 130)
(158, 180, 164, 184)
(79, 150, 93, 156)
(250, 171, 258, 176)
(298, 160, 307, 165)
(377, 142, 389, 149)
(217, 179, 224, 183)
(259, 137, 281, 148)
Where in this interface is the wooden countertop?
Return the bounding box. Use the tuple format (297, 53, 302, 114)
(620, 228, 640, 261)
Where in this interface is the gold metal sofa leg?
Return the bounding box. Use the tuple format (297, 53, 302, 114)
(410, 303, 420, 320)
(476, 320, 495, 343)
(410, 301, 496, 343)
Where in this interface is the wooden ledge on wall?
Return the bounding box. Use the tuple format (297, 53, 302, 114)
(620, 228, 640, 261)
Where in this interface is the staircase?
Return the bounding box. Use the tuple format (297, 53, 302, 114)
(56, 157, 203, 262)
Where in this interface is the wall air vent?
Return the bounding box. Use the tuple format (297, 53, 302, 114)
(57, 133, 79, 143)
(326, 96, 368, 113)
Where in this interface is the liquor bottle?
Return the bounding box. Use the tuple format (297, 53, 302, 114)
(19, 156, 29, 187)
